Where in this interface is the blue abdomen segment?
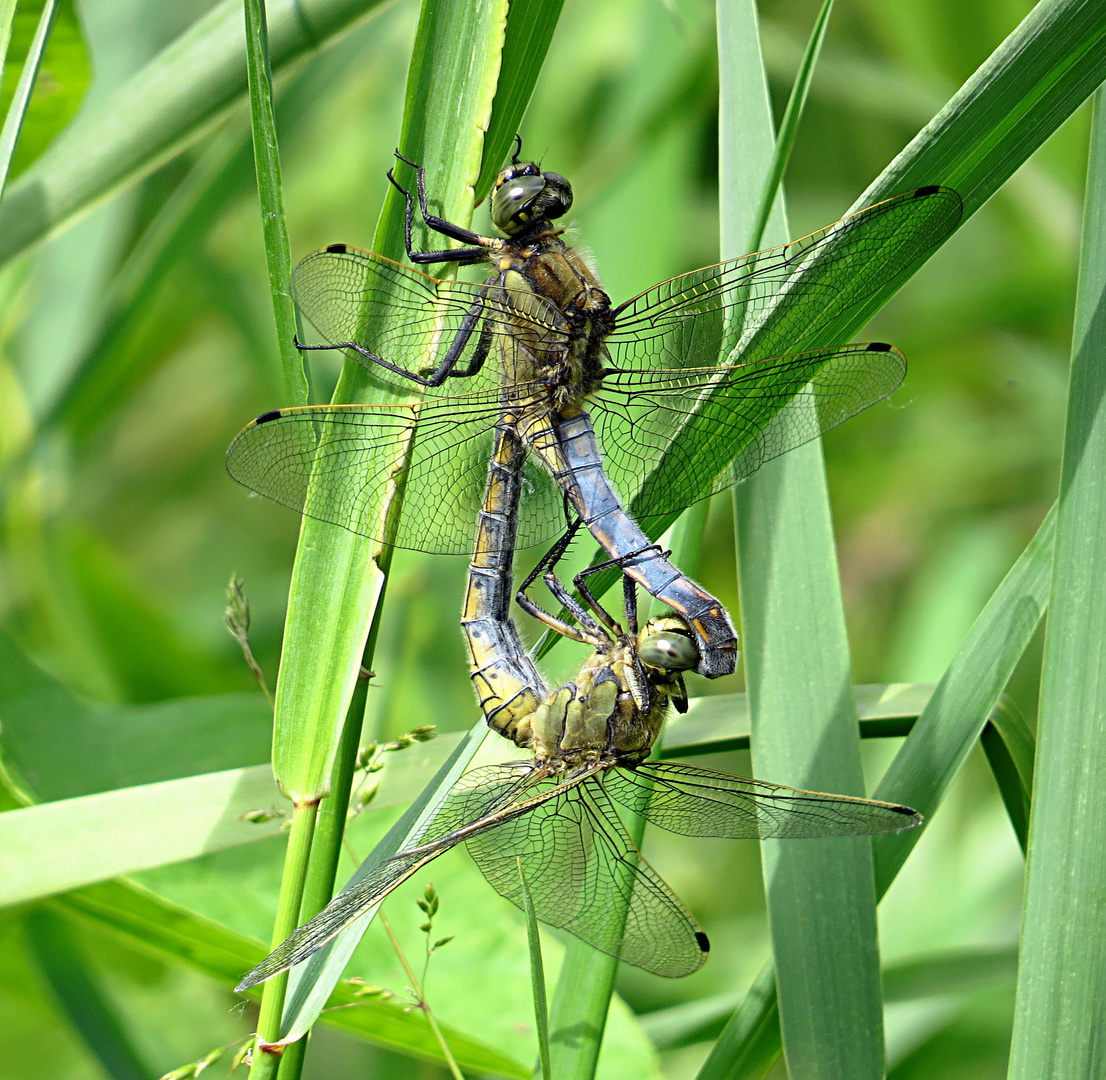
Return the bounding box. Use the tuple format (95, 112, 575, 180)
(530, 412, 738, 678)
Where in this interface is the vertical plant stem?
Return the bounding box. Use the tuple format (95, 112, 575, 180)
(274, 649, 380, 1080)
(378, 913, 465, 1080)
(0, 0, 18, 103)
(722, 2, 884, 1078)
(1007, 87, 1106, 1080)
(249, 800, 319, 1080)
(243, 0, 308, 405)
(745, 0, 833, 253)
(517, 859, 552, 1080)
(0, 0, 58, 202)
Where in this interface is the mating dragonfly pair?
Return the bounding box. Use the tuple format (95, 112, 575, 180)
(231, 144, 961, 988)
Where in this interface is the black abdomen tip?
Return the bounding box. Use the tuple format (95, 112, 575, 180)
(695, 931, 710, 953)
(914, 185, 940, 197)
(255, 410, 283, 425)
(326, 242, 348, 254)
(869, 342, 893, 352)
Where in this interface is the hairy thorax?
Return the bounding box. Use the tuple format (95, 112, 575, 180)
(489, 232, 615, 417)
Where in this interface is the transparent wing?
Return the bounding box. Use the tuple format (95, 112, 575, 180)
(466, 776, 709, 978)
(590, 342, 905, 522)
(606, 762, 922, 839)
(235, 763, 545, 990)
(606, 186, 962, 370)
(224, 397, 564, 555)
(291, 245, 568, 391)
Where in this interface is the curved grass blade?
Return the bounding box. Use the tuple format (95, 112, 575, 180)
(1007, 87, 1106, 1080)
(0, 0, 58, 201)
(0, 0, 392, 269)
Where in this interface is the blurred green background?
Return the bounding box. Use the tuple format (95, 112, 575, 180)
(0, 0, 1076, 1076)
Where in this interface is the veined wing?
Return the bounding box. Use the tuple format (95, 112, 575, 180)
(235, 763, 553, 990)
(606, 186, 962, 371)
(224, 394, 564, 555)
(606, 762, 922, 839)
(590, 342, 905, 521)
(466, 775, 709, 978)
(291, 245, 568, 393)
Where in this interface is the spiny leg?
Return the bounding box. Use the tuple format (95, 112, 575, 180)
(389, 150, 494, 263)
(516, 521, 599, 644)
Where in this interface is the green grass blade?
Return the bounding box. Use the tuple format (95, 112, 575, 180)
(0, 0, 17, 120)
(477, 0, 565, 201)
(0, 0, 58, 200)
(870, 504, 1054, 889)
(1006, 88, 1106, 1080)
(0, 766, 285, 905)
(645, 945, 1017, 1052)
(691, 962, 781, 1080)
(0, 0, 390, 268)
(745, 0, 833, 252)
(243, 0, 308, 405)
(255, 0, 515, 1055)
(722, 1, 886, 1077)
(23, 907, 150, 1080)
(980, 700, 1035, 852)
(276, 721, 493, 1041)
(52, 881, 528, 1077)
(517, 858, 552, 1080)
(699, 502, 1055, 1078)
(662, 682, 932, 757)
(852, 0, 1106, 220)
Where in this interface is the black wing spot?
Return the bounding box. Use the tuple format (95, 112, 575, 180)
(869, 341, 893, 352)
(326, 243, 348, 254)
(914, 185, 940, 197)
(695, 931, 710, 953)
(255, 410, 283, 425)
(891, 803, 920, 817)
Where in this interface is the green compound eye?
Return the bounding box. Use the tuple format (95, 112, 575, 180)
(638, 630, 699, 672)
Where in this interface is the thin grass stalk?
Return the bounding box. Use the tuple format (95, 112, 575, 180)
(0, 0, 58, 201)
(1006, 87, 1106, 1080)
(243, 0, 308, 405)
(249, 800, 320, 1080)
(517, 858, 552, 1080)
(744, 0, 833, 253)
(0, 0, 17, 105)
(274, 669, 374, 1080)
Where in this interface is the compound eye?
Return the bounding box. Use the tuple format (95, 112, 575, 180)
(540, 172, 573, 219)
(491, 173, 545, 231)
(638, 630, 699, 672)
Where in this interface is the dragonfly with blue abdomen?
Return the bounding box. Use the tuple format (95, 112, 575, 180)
(226, 143, 961, 676)
(234, 426, 922, 991)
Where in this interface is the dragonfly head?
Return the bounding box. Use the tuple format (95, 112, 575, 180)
(637, 617, 699, 674)
(491, 162, 573, 235)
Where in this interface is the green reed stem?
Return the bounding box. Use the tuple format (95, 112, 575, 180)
(243, 0, 308, 405)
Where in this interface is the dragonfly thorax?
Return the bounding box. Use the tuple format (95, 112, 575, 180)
(519, 617, 697, 769)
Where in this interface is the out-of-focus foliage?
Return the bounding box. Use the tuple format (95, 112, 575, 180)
(0, 0, 1080, 1076)
(0, 0, 89, 178)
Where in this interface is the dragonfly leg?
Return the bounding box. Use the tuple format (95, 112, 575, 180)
(516, 524, 603, 644)
(574, 544, 667, 638)
(389, 151, 494, 261)
(292, 287, 488, 388)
